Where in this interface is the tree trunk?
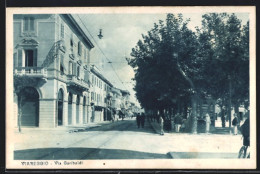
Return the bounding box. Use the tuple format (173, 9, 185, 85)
(228, 76, 232, 134)
(191, 94, 197, 134)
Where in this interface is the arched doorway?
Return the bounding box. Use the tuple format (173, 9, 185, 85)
(76, 95, 80, 124)
(57, 89, 64, 126)
(68, 92, 72, 125)
(18, 87, 39, 127)
(83, 96, 86, 124)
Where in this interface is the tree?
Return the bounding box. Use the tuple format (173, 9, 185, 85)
(128, 13, 249, 133)
(197, 13, 249, 128)
(128, 14, 200, 133)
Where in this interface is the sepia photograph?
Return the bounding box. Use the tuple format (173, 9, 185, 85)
(6, 6, 256, 169)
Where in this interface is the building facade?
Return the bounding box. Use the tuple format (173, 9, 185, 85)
(89, 65, 114, 122)
(13, 14, 94, 128)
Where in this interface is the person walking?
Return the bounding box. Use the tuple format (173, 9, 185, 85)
(232, 113, 239, 135)
(136, 113, 141, 128)
(174, 114, 182, 132)
(239, 114, 250, 158)
(159, 116, 164, 135)
(205, 113, 211, 133)
(141, 113, 145, 128)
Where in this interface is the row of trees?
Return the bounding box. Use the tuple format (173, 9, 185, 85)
(127, 13, 249, 133)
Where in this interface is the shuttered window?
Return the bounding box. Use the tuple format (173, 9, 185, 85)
(24, 17, 35, 32)
(69, 61, 73, 75)
(78, 42, 82, 56)
(73, 63, 77, 75)
(61, 23, 64, 39)
(77, 66, 80, 77)
(18, 50, 23, 67)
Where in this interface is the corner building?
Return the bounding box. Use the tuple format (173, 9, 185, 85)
(13, 14, 94, 128)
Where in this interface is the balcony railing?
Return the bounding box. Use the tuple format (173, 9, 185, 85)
(14, 67, 47, 78)
(67, 75, 90, 90)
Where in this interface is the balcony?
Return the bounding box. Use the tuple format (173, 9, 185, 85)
(67, 75, 90, 91)
(13, 67, 48, 89)
(14, 67, 47, 78)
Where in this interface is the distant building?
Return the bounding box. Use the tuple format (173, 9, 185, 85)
(120, 89, 130, 117)
(89, 65, 113, 122)
(13, 14, 94, 128)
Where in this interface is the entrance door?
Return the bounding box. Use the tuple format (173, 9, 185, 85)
(19, 87, 39, 127)
(58, 89, 64, 126)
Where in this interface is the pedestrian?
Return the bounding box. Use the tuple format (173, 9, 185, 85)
(174, 114, 182, 132)
(205, 113, 211, 133)
(159, 116, 164, 135)
(221, 113, 226, 127)
(141, 113, 145, 128)
(241, 116, 250, 146)
(240, 114, 250, 158)
(232, 113, 238, 135)
(136, 113, 141, 128)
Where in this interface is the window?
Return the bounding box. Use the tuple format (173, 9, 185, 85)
(77, 66, 80, 77)
(91, 92, 94, 101)
(86, 49, 90, 64)
(60, 64, 64, 74)
(25, 50, 34, 67)
(84, 49, 86, 62)
(61, 23, 64, 39)
(69, 61, 73, 75)
(24, 17, 35, 32)
(78, 42, 82, 56)
(70, 37, 74, 52)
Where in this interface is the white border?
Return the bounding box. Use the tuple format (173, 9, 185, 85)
(6, 6, 256, 169)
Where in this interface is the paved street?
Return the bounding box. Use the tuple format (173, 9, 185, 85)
(14, 118, 242, 160)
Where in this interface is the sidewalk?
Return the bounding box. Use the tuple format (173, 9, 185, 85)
(14, 120, 120, 134)
(149, 120, 239, 135)
(149, 120, 242, 159)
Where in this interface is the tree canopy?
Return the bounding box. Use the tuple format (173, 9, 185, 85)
(127, 13, 249, 114)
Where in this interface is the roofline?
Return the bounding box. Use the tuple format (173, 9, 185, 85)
(60, 14, 94, 49)
(91, 67, 113, 87)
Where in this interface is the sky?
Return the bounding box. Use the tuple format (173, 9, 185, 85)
(72, 13, 249, 107)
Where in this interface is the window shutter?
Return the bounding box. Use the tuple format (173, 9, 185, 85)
(84, 70, 88, 81)
(73, 63, 77, 75)
(13, 53, 17, 67)
(61, 24, 64, 39)
(18, 49, 23, 67)
(33, 49, 37, 66)
(30, 17, 34, 31)
(78, 42, 81, 56)
(24, 17, 28, 31)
